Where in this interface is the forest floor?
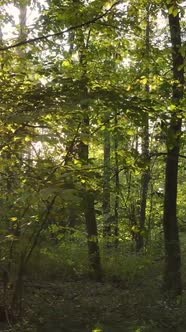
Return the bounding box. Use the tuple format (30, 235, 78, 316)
(9, 276, 186, 332)
(1, 244, 186, 332)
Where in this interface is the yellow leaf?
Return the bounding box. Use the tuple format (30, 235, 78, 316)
(25, 136, 31, 142)
(9, 217, 17, 222)
(140, 76, 148, 85)
(6, 235, 15, 239)
(62, 60, 71, 68)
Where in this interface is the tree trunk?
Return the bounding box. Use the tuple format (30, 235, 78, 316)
(17, 0, 28, 58)
(84, 189, 102, 280)
(114, 111, 119, 248)
(136, 6, 150, 252)
(66, 2, 102, 279)
(163, 1, 184, 296)
(137, 118, 150, 251)
(78, 30, 102, 279)
(102, 113, 111, 242)
(79, 129, 102, 280)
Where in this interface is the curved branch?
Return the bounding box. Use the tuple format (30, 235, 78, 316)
(0, 1, 121, 51)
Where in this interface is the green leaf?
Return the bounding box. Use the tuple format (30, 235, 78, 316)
(168, 6, 174, 15)
(127, 129, 136, 135)
(169, 104, 176, 111)
(177, 64, 184, 71)
(62, 60, 71, 68)
(168, 5, 178, 17)
(140, 76, 148, 85)
(172, 7, 178, 17)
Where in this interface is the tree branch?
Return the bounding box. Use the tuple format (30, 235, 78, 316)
(0, 1, 121, 51)
(150, 152, 186, 160)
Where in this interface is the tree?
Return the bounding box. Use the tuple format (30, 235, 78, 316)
(163, 0, 184, 296)
(113, 110, 119, 248)
(136, 4, 151, 252)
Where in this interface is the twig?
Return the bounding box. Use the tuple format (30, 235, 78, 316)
(150, 152, 186, 160)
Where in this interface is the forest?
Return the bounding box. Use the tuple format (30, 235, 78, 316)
(0, 0, 185, 331)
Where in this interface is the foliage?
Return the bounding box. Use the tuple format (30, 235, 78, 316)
(0, 0, 185, 330)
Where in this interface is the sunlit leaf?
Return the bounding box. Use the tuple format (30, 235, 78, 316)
(9, 217, 18, 222)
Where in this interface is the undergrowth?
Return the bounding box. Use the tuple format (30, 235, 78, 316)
(4, 238, 186, 332)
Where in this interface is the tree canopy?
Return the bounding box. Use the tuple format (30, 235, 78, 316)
(0, 0, 185, 330)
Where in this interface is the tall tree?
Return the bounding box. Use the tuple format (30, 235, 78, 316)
(77, 15, 102, 280)
(163, 0, 184, 296)
(136, 4, 151, 251)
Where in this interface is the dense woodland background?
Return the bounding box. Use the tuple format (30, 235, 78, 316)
(0, 0, 186, 331)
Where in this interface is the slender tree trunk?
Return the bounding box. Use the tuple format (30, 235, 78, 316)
(79, 119, 102, 280)
(17, 0, 28, 58)
(19, 3, 27, 39)
(64, 0, 102, 279)
(146, 182, 154, 250)
(137, 113, 150, 251)
(163, 1, 184, 296)
(136, 6, 150, 252)
(114, 111, 119, 247)
(78, 28, 102, 280)
(8, 2, 28, 317)
(84, 188, 102, 280)
(102, 113, 111, 241)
